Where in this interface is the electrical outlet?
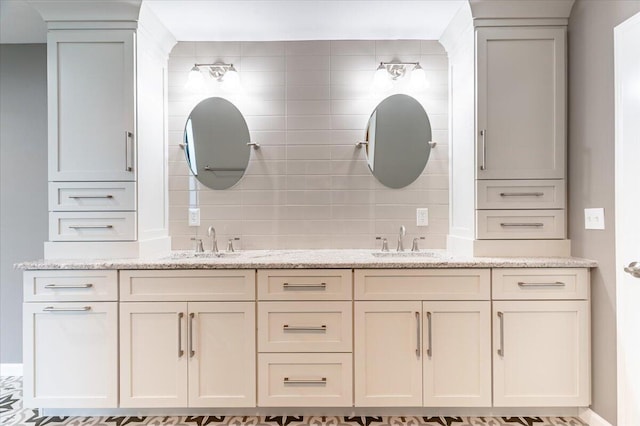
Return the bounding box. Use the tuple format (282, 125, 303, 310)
(416, 208, 429, 227)
(584, 208, 605, 230)
(188, 208, 200, 227)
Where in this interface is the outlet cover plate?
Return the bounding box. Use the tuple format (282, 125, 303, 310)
(416, 208, 429, 227)
(584, 208, 605, 230)
(188, 208, 200, 227)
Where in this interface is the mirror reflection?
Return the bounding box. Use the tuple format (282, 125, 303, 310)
(363, 94, 432, 189)
(184, 97, 250, 190)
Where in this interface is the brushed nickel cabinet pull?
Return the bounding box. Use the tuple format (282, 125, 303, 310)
(426, 311, 432, 358)
(499, 192, 544, 197)
(69, 195, 114, 199)
(497, 311, 504, 357)
(178, 312, 184, 358)
(518, 281, 566, 287)
(69, 225, 114, 229)
(189, 313, 195, 358)
(283, 377, 327, 385)
(479, 129, 487, 171)
(44, 283, 93, 289)
(283, 325, 327, 332)
(282, 283, 327, 290)
(125, 131, 133, 172)
(415, 311, 421, 357)
(43, 306, 91, 312)
(500, 223, 544, 227)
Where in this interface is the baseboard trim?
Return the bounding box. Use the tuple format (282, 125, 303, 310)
(579, 408, 613, 426)
(0, 363, 23, 377)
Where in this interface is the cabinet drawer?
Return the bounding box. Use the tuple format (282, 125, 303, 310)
(258, 353, 353, 407)
(258, 302, 352, 353)
(354, 269, 490, 301)
(119, 270, 255, 301)
(493, 268, 589, 300)
(258, 269, 351, 300)
(23, 270, 118, 302)
(49, 182, 136, 211)
(476, 180, 565, 210)
(476, 210, 565, 240)
(49, 211, 136, 241)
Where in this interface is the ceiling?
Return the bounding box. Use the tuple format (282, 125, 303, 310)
(0, 0, 465, 44)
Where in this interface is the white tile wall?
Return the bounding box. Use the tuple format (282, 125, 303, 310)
(168, 40, 449, 250)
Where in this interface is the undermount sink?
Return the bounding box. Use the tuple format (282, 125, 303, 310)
(371, 251, 439, 258)
(170, 251, 241, 259)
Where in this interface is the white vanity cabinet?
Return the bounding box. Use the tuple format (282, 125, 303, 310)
(492, 269, 590, 407)
(118, 270, 256, 408)
(354, 269, 492, 407)
(22, 270, 118, 408)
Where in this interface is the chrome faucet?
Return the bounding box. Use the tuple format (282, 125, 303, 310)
(397, 226, 406, 252)
(207, 226, 219, 256)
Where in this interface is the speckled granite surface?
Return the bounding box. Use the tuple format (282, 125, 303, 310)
(16, 249, 597, 270)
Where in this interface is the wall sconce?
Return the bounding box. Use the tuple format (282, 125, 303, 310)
(373, 61, 429, 91)
(185, 62, 241, 92)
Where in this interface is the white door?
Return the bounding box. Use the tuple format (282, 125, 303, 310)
(615, 11, 640, 426)
(22, 302, 118, 408)
(120, 302, 188, 408)
(492, 301, 590, 407)
(476, 27, 566, 179)
(188, 302, 256, 407)
(422, 301, 491, 407)
(48, 30, 135, 181)
(354, 301, 422, 406)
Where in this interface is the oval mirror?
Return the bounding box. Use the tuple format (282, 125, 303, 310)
(183, 97, 250, 190)
(363, 94, 432, 189)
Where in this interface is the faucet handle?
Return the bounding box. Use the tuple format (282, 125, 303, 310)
(226, 237, 240, 252)
(190, 237, 204, 253)
(376, 236, 389, 252)
(411, 237, 426, 252)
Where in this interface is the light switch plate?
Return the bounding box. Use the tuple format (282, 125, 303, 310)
(188, 208, 200, 227)
(416, 208, 429, 227)
(584, 208, 605, 230)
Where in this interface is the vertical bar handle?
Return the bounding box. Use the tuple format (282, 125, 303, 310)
(479, 129, 487, 171)
(125, 131, 133, 172)
(497, 311, 504, 357)
(415, 311, 421, 357)
(189, 312, 195, 358)
(426, 311, 432, 358)
(177, 312, 184, 358)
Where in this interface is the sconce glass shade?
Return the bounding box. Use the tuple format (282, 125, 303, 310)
(185, 66, 205, 92)
(373, 63, 392, 91)
(221, 65, 241, 91)
(410, 64, 428, 91)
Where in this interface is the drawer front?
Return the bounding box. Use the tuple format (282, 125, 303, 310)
(49, 212, 136, 241)
(493, 268, 590, 300)
(49, 182, 136, 211)
(23, 270, 118, 302)
(119, 270, 255, 301)
(258, 269, 351, 301)
(354, 269, 490, 301)
(258, 353, 353, 407)
(476, 210, 565, 240)
(258, 302, 352, 352)
(476, 180, 565, 210)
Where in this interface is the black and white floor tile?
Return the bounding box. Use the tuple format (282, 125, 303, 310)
(0, 377, 587, 426)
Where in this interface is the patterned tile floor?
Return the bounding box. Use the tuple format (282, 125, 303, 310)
(0, 377, 587, 426)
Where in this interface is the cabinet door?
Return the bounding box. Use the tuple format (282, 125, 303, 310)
(120, 302, 188, 407)
(423, 301, 491, 407)
(354, 301, 422, 406)
(188, 302, 256, 407)
(493, 301, 590, 407)
(48, 30, 135, 181)
(23, 302, 117, 408)
(476, 27, 566, 179)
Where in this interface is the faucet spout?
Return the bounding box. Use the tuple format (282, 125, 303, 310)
(207, 226, 219, 256)
(397, 225, 406, 252)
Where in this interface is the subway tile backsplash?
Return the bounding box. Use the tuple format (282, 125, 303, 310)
(168, 40, 449, 250)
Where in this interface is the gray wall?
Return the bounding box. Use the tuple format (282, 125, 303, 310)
(0, 44, 48, 364)
(568, 1, 640, 424)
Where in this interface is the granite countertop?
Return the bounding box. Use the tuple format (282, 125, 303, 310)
(16, 249, 598, 270)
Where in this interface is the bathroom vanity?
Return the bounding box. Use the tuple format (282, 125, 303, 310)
(19, 251, 595, 414)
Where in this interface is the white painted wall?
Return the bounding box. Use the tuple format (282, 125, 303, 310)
(568, 1, 640, 424)
(168, 40, 450, 250)
(0, 44, 48, 364)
